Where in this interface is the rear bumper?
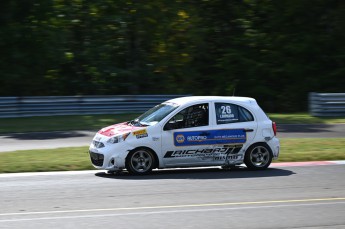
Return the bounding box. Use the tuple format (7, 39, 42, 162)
(268, 137, 280, 159)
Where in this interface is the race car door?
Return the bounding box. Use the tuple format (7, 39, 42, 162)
(161, 103, 214, 167)
(210, 102, 258, 164)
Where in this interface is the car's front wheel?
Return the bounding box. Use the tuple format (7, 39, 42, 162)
(244, 143, 272, 170)
(126, 148, 155, 175)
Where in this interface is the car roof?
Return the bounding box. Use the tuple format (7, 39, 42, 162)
(165, 96, 258, 106)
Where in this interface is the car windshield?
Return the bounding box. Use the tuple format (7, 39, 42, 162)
(130, 102, 179, 126)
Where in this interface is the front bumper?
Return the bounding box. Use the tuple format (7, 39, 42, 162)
(89, 142, 128, 171)
(89, 151, 104, 166)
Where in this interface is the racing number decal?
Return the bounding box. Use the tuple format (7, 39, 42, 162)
(220, 105, 235, 119)
(216, 103, 239, 124)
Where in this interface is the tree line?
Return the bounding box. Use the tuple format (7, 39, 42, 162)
(0, 0, 344, 112)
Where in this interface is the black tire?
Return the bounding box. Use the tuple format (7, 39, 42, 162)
(126, 148, 155, 175)
(244, 143, 273, 170)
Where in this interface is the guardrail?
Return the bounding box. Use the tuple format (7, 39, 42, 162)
(309, 92, 345, 117)
(0, 95, 188, 118)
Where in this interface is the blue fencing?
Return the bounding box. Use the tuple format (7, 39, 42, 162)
(0, 95, 188, 118)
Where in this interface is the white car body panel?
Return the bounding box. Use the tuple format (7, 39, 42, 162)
(89, 96, 280, 172)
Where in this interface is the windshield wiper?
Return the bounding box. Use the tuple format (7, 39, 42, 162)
(128, 119, 138, 126)
(139, 122, 150, 127)
(127, 119, 148, 127)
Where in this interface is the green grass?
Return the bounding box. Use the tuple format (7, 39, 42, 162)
(0, 113, 344, 134)
(0, 147, 94, 173)
(1, 138, 344, 173)
(268, 113, 345, 124)
(277, 138, 345, 162)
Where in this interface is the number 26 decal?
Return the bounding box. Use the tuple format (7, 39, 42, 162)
(221, 105, 232, 114)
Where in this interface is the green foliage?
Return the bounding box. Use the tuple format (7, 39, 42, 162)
(0, 0, 344, 111)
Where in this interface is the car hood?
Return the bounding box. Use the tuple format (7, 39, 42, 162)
(98, 122, 142, 137)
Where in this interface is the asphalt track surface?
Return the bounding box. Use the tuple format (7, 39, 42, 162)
(1, 164, 345, 229)
(0, 125, 344, 228)
(0, 124, 345, 152)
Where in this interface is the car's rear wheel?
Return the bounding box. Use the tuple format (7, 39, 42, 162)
(126, 148, 155, 175)
(244, 143, 272, 170)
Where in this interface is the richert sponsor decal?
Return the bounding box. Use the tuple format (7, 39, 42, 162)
(173, 129, 246, 146)
(133, 129, 148, 139)
(164, 146, 243, 161)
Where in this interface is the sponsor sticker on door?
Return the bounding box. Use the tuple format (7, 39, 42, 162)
(174, 129, 246, 146)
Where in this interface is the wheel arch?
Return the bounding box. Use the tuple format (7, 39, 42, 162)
(245, 141, 273, 155)
(244, 141, 273, 170)
(126, 146, 160, 169)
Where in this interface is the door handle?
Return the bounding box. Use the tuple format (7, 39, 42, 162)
(199, 132, 210, 136)
(244, 129, 254, 132)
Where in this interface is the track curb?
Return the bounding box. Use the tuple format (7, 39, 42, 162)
(0, 160, 344, 178)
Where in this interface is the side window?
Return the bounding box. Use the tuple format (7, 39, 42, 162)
(215, 103, 254, 125)
(164, 103, 209, 130)
(238, 106, 254, 122)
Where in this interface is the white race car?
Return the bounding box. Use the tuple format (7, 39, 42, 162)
(89, 96, 280, 175)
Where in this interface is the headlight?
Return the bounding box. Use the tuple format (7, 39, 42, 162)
(107, 133, 130, 144)
(93, 140, 105, 148)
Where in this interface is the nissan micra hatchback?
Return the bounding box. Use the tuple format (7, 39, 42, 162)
(89, 96, 280, 175)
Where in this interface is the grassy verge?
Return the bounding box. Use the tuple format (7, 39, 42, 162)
(268, 113, 345, 124)
(0, 147, 94, 173)
(0, 113, 344, 134)
(0, 138, 344, 173)
(278, 138, 345, 162)
(0, 114, 140, 134)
